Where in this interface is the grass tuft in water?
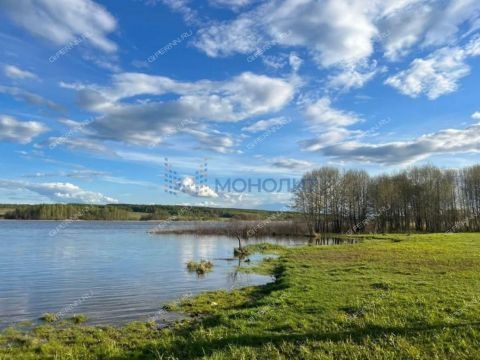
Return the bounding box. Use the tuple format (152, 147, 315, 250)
(39, 313, 58, 323)
(186, 260, 214, 274)
(70, 314, 88, 324)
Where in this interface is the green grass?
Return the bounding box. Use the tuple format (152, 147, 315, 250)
(0, 207, 15, 218)
(1, 233, 480, 359)
(70, 314, 88, 324)
(186, 260, 214, 274)
(38, 313, 58, 323)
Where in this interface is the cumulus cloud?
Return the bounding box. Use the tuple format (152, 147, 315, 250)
(0, 180, 118, 204)
(193, 0, 480, 93)
(305, 98, 360, 129)
(242, 117, 288, 133)
(422, 0, 480, 47)
(61, 71, 295, 150)
(472, 111, 480, 119)
(299, 98, 361, 150)
(300, 128, 353, 150)
(195, 17, 261, 57)
(3, 65, 38, 80)
(193, 1, 383, 65)
(178, 176, 218, 197)
(0, 0, 117, 52)
(327, 61, 380, 90)
(309, 122, 480, 165)
(379, 2, 433, 61)
(195, 0, 378, 67)
(385, 37, 480, 99)
(0, 115, 48, 143)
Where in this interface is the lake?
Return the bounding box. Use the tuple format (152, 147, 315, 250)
(0, 220, 309, 328)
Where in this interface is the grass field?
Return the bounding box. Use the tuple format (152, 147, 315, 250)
(0, 208, 15, 217)
(1, 233, 479, 359)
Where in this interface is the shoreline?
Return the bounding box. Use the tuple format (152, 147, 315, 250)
(2, 234, 479, 359)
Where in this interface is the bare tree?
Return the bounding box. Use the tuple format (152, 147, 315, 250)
(293, 165, 480, 234)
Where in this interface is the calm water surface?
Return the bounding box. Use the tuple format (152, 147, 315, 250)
(0, 221, 309, 328)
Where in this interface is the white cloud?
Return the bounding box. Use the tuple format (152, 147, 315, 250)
(69, 71, 294, 119)
(423, 0, 480, 47)
(269, 158, 312, 170)
(159, 0, 200, 25)
(39, 137, 116, 156)
(242, 117, 288, 133)
(62, 71, 295, 149)
(385, 37, 480, 99)
(184, 128, 236, 153)
(195, 17, 261, 57)
(288, 52, 302, 72)
(300, 128, 352, 150)
(4, 65, 38, 80)
(0, 180, 118, 204)
(209, 0, 256, 10)
(305, 98, 360, 128)
(379, 2, 432, 61)
(0, 86, 63, 112)
(299, 98, 361, 150)
(308, 122, 480, 165)
(472, 111, 480, 119)
(193, 0, 480, 94)
(0, 115, 48, 143)
(195, 0, 378, 67)
(0, 0, 117, 52)
(179, 176, 218, 198)
(379, 0, 480, 59)
(194, 0, 438, 67)
(327, 61, 380, 90)
(24, 169, 109, 180)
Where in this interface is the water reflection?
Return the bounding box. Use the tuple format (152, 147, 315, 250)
(309, 237, 358, 245)
(0, 221, 296, 328)
(0, 221, 356, 328)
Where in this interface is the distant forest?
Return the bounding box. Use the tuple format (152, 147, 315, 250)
(3, 164, 480, 234)
(0, 204, 285, 221)
(293, 164, 480, 234)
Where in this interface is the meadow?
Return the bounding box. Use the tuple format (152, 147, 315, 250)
(1, 233, 479, 359)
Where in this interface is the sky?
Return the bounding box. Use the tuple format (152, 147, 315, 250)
(0, 0, 480, 210)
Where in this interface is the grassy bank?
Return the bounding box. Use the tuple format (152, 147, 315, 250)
(1, 233, 479, 359)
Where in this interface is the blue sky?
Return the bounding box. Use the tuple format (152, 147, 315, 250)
(0, 0, 480, 210)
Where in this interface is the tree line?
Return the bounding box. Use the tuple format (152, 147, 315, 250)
(4, 204, 132, 220)
(2, 204, 286, 221)
(293, 164, 480, 234)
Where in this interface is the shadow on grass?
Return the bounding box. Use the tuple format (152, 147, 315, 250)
(230, 261, 290, 311)
(109, 256, 480, 359)
(120, 320, 480, 359)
